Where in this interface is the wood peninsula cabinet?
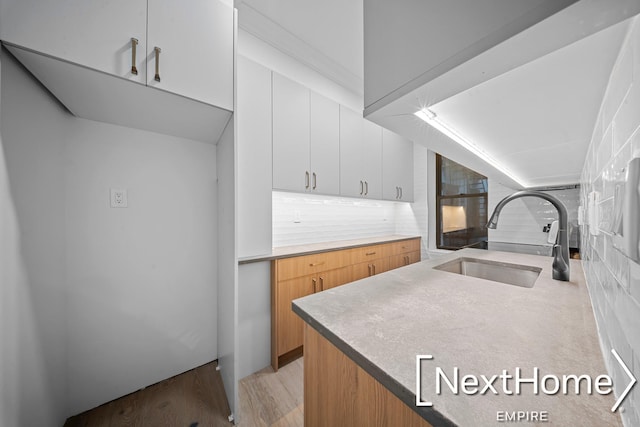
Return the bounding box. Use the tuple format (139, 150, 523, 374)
(271, 237, 421, 370)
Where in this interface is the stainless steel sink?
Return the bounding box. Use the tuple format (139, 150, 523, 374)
(433, 257, 542, 288)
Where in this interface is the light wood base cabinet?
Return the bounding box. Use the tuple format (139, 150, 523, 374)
(304, 324, 432, 427)
(271, 237, 421, 370)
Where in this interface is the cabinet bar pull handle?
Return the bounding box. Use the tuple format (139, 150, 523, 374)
(368, 264, 372, 276)
(312, 172, 317, 190)
(130, 38, 139, 75)
(400, 187, 403, 199)
(365, 251, 376, 256)
(319, 277, 324, 291)
(364, 181, 368, 195)
(154, 47, 162, 82)
(305, 171, 310, 189)
(309, 262, 325, 267)
(312, 278, 317, 293)
(360, 180, 364, 195)
(372, 264, 376, 275)
(396, 186, 399, 199)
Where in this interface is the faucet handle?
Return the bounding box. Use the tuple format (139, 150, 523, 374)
(552, 244, 570, 281)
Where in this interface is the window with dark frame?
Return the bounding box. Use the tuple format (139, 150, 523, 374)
(436, 154, 488, 250)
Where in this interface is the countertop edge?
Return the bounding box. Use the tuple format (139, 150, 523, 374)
(292, 302, 457, 427)
(238, 235, 421, 265)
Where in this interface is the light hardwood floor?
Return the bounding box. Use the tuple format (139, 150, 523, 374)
(63, 358, 305, 427)
(237, 358, 304, 427)
(64, 361, 233, 427)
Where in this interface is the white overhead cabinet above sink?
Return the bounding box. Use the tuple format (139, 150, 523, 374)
(270, 72, 414, 202)
(339, 106, 382, 199)
(272, 73, 340, 195)
(382, 129, 413, 202)
(0, 0, 234, 143)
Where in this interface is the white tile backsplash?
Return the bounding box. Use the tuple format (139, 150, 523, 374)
(272, 191, 397, 247)
(581, 15, 640, 427)
(488, 181, 580, 249)
(272, 145, 429, 258)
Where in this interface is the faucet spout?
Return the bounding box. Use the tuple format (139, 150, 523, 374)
(486, 191, 570, 281)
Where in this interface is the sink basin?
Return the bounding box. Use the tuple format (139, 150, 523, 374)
(433, 257, 542, 288)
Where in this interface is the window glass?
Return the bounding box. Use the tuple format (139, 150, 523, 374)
(436, 154, 488, 250)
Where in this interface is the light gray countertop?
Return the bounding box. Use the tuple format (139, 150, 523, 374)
(238, 234, 421, 264)
(292, 249, 622, 426)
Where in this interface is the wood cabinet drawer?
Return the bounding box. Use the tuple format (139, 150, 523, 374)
(271, 238, 419, 370)
(407, 250, 421, 264)
(276, 250, 348, 281)
(318, 266, 352, 291)
(389, 250, 421, 269)
(351, 258, 390, 281)
(349, 244, 389, 264)
(274, 265, 352, 360)
(388, 238, 420, 255)
(275, 274, 315, 356)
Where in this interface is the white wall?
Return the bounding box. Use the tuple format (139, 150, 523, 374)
(0, 48, 68, 427)
(237, 261, 271, 380)
(488, 181, 580, 249)
(64, 121, 218, 415)
(237, 55, 272, 258)
(216, 119, 238, 419)
(238, 29, 362, 111)
(581, 15, 640, 427)
(1, 48, 220, 418)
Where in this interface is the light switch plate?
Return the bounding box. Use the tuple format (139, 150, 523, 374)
(110, 188, 128, 208)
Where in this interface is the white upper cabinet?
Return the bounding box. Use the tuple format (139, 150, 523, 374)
(0, 0, 148, 84)
(339, 106, 382, 199)
(382, 129, 414, 202)
(362, 120, 383, 199)
(272, 73, 311, 193)
(146, 0, 233, 110)
(339, 106, 364, 198)
(0, 0, 233, 109)
(0, 0, 233, 143)
(309, 92, 340, 195)
(272, 73, 341, 195)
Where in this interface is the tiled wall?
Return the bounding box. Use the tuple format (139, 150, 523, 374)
(272, 191, 397, 246)
(488, 181, 580, 249)
(581, 16, 640, 427)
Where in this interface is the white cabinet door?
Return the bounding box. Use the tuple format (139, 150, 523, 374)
(147, 0, 233, 110)
(310, 92, 340, 195)
(339, 106, 364, 198)
(272, 74, 310, 193)
(382, 129, 414, 201)
(362, 120, 383, 199)
(0, 0, 147, 84)
(237, 56, 272, 257)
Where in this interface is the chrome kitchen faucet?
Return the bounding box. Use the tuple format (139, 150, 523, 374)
(487, 191, 570, 281)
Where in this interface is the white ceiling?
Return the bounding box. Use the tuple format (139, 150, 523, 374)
(235, 0, 363, 95)
(429, 19, 629, 187)
(236, 0, 638, 189)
